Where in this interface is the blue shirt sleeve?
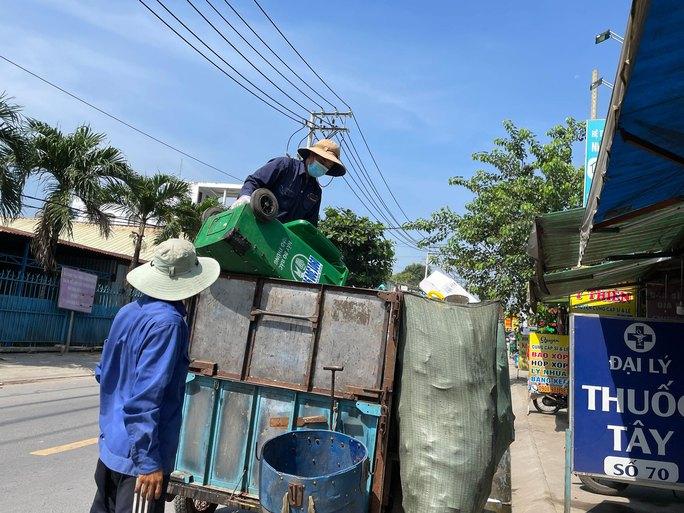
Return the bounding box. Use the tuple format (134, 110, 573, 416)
(240, 157, 287, 196)
(122, 322, 184, 474)
(95, 339, 106, 383)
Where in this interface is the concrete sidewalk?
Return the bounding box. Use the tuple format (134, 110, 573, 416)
(510, 366, 683, 513)
(0, 352, 99, 385)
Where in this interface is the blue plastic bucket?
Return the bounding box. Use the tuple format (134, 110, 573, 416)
(259, 430, 369, 513)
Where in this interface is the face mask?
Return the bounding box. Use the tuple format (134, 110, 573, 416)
(307, 160, 328, 178)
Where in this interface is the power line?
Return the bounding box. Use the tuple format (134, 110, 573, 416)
(0, 55, 243, 182)
(222, 0, 337, 110)
(338, 133, 419, 244)
(22, 194, 161, 229)
(341, 161, 421, 250)
(334, 134, 420, 247)
(251, 0, 350, 110)
(351, 113, 416, 224)
(184, 0, 313, 114)
(138, 0, 307, 125)
(248, 0, 417, 227)
(203, 0, 327, 111)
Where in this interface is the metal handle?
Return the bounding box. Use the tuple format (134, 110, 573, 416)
(323, 365, 344, 372)
(251, 308, 317, 324)
(324, 365, 344, 430)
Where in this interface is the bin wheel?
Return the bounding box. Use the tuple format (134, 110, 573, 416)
(578, 474, 629, 495)
(173, 495, 218, 513)
(201, 206, 225, 222)
(251, 188, 279, 221)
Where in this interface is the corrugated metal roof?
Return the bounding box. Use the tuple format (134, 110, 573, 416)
(533, 257, 666, 301)
(529, 205, 684, 274)
(581, 0, 684, 260)
(0, 218, 163, 262)
(583, 204, 684, 265)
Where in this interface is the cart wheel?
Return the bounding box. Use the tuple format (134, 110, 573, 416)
(251, 188, 279, 221)
(173, 495, 218, 513)
(578, 474, 629, 495)
(201, 206, 225, 222)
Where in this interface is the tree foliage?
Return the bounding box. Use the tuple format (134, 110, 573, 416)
(28, 121, 129, 270)
(105, 172, 189, 269)
(154, 196, 220, 245)
(408, 118, 585, 312)
(319, 207, 395, 288)
(391, 262, 428, 288)
(0, 93, 30, 219)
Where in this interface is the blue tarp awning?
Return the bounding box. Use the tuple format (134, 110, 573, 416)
(580, 0, 684, 263)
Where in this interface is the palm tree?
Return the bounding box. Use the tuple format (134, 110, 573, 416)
(0, 93, 30, 218)
(105, 172, 189, 270)
(154, 196, 221, 245)
(28, 121, 130, 270)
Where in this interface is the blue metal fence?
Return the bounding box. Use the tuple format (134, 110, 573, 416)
(0, 271, 131, 348)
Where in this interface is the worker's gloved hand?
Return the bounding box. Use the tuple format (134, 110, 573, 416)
(230, 195, 251, 210)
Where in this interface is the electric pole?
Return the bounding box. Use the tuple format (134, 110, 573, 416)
(306, 111, 353, 146)
(425, 248, 430, 279)
(590, 68, 599, 119)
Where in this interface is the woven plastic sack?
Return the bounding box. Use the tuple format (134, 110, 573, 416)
(396, 295, 514, 513)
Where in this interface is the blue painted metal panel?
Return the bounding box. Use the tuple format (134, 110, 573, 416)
(592, 1, 684, 225)
(174, 377, 381, 500)
(175, 375, 217, 484)
(208, 381, 256, 492)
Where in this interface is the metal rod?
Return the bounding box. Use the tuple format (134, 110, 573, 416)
(564, 428, 572, 513)
(323, 365, 343, 429)
(62, 310, 75, 354)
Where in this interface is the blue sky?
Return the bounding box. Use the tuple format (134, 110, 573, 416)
(1, 0, 629, 270)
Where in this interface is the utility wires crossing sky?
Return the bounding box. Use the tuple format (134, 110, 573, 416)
(2, 1, 426, 252)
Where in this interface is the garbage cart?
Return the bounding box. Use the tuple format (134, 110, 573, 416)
(169, 274, 400, 513)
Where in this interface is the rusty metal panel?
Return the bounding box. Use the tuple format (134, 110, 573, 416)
(247, 283, 318, 386)
(312, 290, 389, 393)
(190, 277, 256, 375)
(246, 387, 297, 495)
(209, 382, 255, 491)
(175, 376, 216, 484)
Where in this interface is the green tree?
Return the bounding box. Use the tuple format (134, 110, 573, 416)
(0, 94, 30, 218)
(105, 172, 189, 269)
(408, 118, 584, 312)
(319, 207, 395, 288)
(154, 196, 221, 244)
(28, 121, 129, 270)
(391, 262, 428, 288)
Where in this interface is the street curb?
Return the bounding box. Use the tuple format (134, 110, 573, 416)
(0, 372, 95, 386)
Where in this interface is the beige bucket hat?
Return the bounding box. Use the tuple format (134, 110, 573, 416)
(127, 239, 220, 301)
(298, 139, 346, 177)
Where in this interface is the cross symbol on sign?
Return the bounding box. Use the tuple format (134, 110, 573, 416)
(627, 325, 652, 350)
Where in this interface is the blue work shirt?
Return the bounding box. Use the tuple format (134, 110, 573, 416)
(95, 295, 189, 476)
(240, 156, 322, 225)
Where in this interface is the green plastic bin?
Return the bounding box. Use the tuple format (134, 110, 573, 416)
(194, 203, 348, 286)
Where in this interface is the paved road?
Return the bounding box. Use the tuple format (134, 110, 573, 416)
(0, 376, 101, 512)
(0, 376, 246, 513)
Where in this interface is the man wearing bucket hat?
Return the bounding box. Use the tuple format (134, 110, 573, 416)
(90, 239, 219, 513)
(231, 139, 346, 226)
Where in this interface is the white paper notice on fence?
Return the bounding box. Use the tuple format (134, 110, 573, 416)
(58, 267, 98, 313)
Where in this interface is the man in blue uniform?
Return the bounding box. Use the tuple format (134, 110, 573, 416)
(232, 139, 347, 226)
(90, 239, 220, 513)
